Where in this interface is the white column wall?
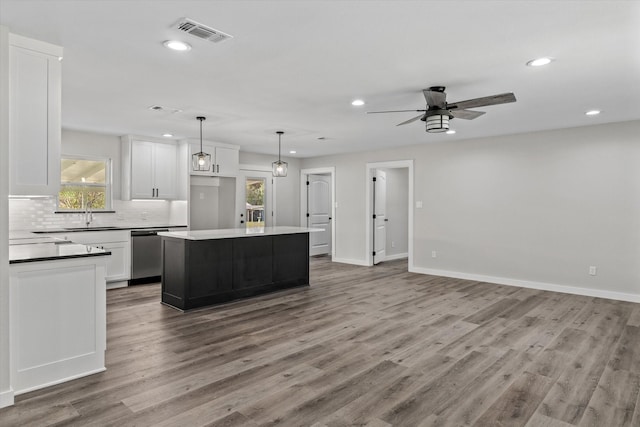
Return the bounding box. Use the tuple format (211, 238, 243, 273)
(0, 24, 13, 408)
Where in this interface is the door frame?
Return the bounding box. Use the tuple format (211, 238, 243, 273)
(300, 167, 336, 260)
(365, 160, 414, 267)
(238, 164, 277, 227)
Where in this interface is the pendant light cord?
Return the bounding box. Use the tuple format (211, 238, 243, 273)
(197, 116, 206, 152)
(277, 131, 284, 162)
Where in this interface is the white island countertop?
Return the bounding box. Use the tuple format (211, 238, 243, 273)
(158, 226, 322, 241)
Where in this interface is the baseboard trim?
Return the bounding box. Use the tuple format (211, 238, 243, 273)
(0, 388, 15, 408)
(332, 257, 369, 267)
(383, 253, 408, 262)
(14, 367, 106, 396)
(409, 266, 640, 303)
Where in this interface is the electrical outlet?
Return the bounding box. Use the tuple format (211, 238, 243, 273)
(589, 266, 597, 276)
(391, 241, 395, 248)
(416, 201, 423, 209)
(432, 250, 437, 258)
(200, 192, 204, 199)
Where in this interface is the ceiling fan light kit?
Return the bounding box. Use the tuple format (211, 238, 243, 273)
(368, 86, 516, 133)
(425, 110, 452, 133)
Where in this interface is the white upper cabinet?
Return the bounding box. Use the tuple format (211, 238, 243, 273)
(153, 142, 178, 199)
(187, 140, 239, 177)
(9, 34, 62, 196)
(214, 146, 240, 176)
(121, 136, 178, 200)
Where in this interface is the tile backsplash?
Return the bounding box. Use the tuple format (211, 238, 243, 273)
(9, 198, 187, 230)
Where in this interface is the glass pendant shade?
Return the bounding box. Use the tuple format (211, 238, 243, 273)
(272, 160, 288, 177)
(192, 116, 212, 172)
(192, 151, 212, 171)
(272, 131, 288, 177)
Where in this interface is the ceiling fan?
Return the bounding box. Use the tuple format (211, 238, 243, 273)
(367, 86, 516, 133)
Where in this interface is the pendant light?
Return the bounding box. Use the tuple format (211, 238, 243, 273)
(192, 116, 212, 172)
(272, 131, 288, 177)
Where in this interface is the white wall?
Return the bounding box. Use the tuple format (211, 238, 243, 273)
(239, 151, 301, 227)
(302, 120, 640, 300)
(379, 167, 408, 258)
(0, 24, 13, 408)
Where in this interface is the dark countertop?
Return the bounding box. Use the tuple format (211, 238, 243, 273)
(9, 224, 186, 263)
(9, 241, 111, 264)
(28, 224, 188, 234)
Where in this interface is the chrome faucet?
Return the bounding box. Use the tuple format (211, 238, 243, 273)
(84, 201, 93, 228)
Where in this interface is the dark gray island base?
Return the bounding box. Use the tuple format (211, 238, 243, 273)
(159, 228, 314, 311)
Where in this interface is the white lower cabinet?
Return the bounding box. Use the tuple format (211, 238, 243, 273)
(10, 256, 107, 394)
(99, 242, 129, 282)
(47, 230, 131, 286)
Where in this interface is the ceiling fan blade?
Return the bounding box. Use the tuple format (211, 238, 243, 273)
(367, 109, 426, 114)
(423, 89, 446, 108)
(450, 109, 486, 120)
(396, 114, 424, 126)
(448, 92, 516, 110)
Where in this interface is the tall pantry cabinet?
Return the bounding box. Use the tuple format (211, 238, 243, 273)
(8, 34, 62, 196)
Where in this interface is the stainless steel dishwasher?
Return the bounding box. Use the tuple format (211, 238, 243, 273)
(130, 228, 168, 285)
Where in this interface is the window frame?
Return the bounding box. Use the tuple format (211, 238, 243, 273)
(57, 154, 113, 212)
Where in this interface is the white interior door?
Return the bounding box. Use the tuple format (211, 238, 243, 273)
(373, 169, 387, 264)
(307, 174, 332, 256)
(235, 170, 273, 229)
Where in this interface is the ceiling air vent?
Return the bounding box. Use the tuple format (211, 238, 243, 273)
(174, 18, 233, 43)
(148, 105, 183, 114)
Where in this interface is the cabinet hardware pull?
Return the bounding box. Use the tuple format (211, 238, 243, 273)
(217, 164, 219, 173)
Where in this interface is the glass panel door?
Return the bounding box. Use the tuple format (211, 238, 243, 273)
(235, 170, 273, 229)
(245, 177, 266, 229)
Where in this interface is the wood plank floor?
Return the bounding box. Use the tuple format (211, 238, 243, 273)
(2, 256, 640, 426)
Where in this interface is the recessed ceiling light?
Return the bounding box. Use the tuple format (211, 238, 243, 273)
(351, 99, 365, 106)
(526, 57, 553, 67)
(163, 40, 192, 51)
(446, 130, 456, 135)
(585, 110, 601, 116)
(289, 150, 297, 154)
(162, 133, 173, 138)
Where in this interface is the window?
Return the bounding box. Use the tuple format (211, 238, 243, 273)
(58, 157, 112, 211)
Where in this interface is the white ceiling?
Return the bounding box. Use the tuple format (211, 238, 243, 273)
(1, 0, 639, 158)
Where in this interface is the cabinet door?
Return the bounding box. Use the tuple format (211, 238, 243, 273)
(232, 236, 273, 289)
(130, 141, 155, 199)
(100, 242, 130, 282)
(214, 147, 239, 176)
(153, 143, 178, 199)
(9, 43, 61, 196)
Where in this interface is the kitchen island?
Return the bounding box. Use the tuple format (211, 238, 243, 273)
(158, 227, 320, 311)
